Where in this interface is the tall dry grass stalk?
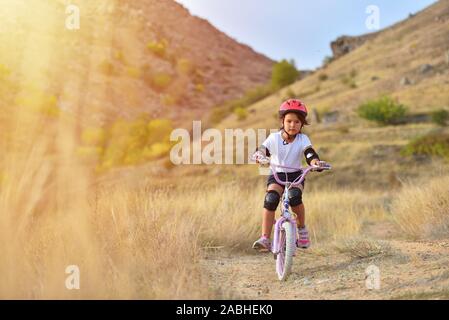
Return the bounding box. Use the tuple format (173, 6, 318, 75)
(0, 109, 215, 299)
(169, 174, 387, 249)
(391, 175, 449, 239)
(0, 102, 392, 298)
(0, 0, 217, 299)
(304, 189, 387, 243)
(149, 178, 262, 251)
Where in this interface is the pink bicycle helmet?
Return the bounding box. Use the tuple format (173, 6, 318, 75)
(278, 99, 308, 118)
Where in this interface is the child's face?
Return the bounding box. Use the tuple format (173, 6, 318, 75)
(282, 112, 302, 135)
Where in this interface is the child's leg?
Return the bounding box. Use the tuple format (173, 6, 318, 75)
(261, 183, 284, 238)
(288, 184, 305, 228)
(291, 203, 305, 228)
(291, 195, 311, 248)
(262, 208, 275, 238)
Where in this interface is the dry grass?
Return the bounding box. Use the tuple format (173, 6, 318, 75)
(170, 170, 389, 249)
(392, 289, 449, 300)
(3, 113, 443, 298)
(335, 238, 392, 259)
(391, 175, 449, 240)
(154, 166, 390, 248)
(2, 0, 448, 300)
(0, 153, 389, 295)
(304, 189, 387, 243)
(0, 113, 215, 299)
(0, 2, 223, 296)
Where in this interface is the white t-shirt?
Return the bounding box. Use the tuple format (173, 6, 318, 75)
(262, 131, 313, 173)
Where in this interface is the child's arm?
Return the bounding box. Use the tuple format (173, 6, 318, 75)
(251, 146, 271, 163)
(256, 145, 271, 157)
(303, 146, 329, 171)
(251, 133, 273, 163)
(303, 146, 320, 166)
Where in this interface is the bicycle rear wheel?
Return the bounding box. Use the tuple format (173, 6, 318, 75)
(276, 221, 296, 281)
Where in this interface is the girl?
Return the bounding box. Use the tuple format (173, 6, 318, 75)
(251, 99, 328, 252)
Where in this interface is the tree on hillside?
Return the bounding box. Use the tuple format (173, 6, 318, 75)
(271, 59, 300, 90)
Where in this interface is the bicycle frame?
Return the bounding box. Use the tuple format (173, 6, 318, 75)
(270, 164, 320, 255)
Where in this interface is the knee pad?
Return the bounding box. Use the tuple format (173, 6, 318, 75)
(264, 190, 280, 211)
(288, 187, 303, 206)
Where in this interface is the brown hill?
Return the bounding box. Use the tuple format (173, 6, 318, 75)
(0, 0, 274, 127)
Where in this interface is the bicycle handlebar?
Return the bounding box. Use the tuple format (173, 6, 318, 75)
(269, 162, 331, 188)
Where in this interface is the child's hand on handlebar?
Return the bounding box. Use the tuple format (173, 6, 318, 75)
(258, 157, 270, 167)
(251, 151, 270, 166)
(311, 160, 331, 171)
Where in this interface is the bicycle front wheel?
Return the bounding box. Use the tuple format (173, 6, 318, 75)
(276, 221, 296, 281)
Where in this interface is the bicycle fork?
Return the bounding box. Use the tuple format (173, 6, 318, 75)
(272, 189, 298, 255)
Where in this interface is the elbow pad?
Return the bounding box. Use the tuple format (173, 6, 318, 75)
(304, 147, 320, 165)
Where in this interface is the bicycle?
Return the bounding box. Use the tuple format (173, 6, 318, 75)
(257, 158, 331, 281)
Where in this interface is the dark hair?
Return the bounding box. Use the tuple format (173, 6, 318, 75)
(279, 111, 309, 129)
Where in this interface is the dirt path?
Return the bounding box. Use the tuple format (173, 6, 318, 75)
(200, 222, 449, 299)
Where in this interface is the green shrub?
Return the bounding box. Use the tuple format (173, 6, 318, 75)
(147, 39, 168, 58)
(341, 75, 357, 88)
(150, 73, 172, 91)
(357, 96, 408, 125)
(271, 59, 299, 89)
(146, 118, 172, 145)
(195, 83, 205, 93)
(142, 142, 172, 160)
(126, 67, 141, 78)
(401, 132, 449, 161)
(318, 73, 328, 81)
(176, 58, 193, 75)
(81, 116, 174, 170)
(431, 109, 449, 126)
(322, 56, 334, 66)
(234, 107, 248, 121)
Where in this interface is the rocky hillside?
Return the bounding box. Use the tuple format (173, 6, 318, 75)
(218, 0, 449, 130)
(330, 32, 379, 60)
(0, 0, 274, 127)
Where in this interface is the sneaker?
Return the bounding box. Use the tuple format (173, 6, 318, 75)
(252, 237, 271, 252)
(297, 226, 311, 249)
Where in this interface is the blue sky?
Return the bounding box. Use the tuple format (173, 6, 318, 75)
(175, 0, 437, 70)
